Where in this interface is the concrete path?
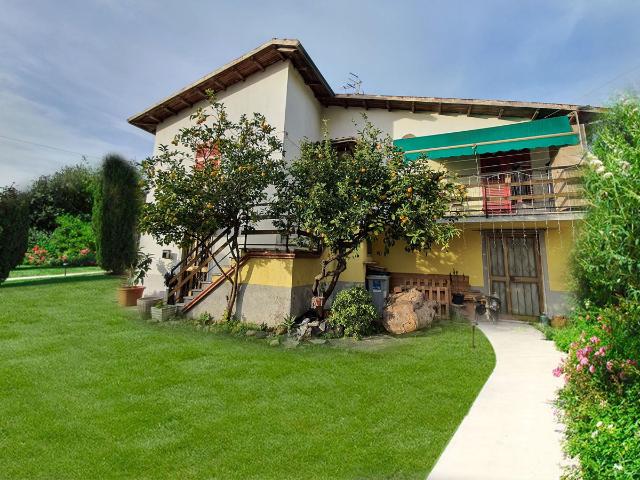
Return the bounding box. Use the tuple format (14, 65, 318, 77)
(428, 320, 565, 480)
(5, 271, 106, 282)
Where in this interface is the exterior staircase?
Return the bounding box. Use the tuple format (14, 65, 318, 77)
(165, 217, 320, 314)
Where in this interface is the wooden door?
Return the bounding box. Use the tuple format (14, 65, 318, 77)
(486, 233, 543, 319)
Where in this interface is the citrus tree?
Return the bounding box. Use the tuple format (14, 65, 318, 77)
(140, 93, 284, 319)
(275, 120, 464, 303)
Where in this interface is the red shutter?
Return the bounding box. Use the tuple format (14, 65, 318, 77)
(195, 143, 220, 170)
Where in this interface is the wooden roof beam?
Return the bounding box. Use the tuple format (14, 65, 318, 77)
(212, 78, 226, 91)
(438, 102, 443, 114)
(362, 99, 368, 110)
(467, 105, 473, 116)
(498, 108, 504, 119)
(250, 56, 265, 72)
(231, 67, 245, 82)
(386, 100, 391, 112)
(162, 106, 176, 115)
(176, 97, 191, 108)
(194, 88, 208, 99)
(411, 101, 415, 113)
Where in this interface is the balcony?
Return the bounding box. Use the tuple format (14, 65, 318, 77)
(449, 163, 586, 221)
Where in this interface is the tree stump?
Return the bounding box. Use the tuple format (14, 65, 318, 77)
(382, 288, 437, 334)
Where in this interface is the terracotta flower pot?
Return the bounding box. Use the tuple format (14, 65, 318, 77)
(118, 285, 145, 307)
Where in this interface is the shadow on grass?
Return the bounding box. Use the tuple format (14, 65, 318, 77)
(1, 274, 117, 289)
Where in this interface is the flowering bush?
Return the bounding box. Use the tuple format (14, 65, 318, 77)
(24, 245, 51, 266)
(23, 215, 97, 267)
(553, 97, 640, 479)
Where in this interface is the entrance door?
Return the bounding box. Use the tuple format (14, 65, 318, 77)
(486, 233, 543, 319)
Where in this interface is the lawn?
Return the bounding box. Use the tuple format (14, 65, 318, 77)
(8, 264, 104, 278)
(0, 277, 495, 479)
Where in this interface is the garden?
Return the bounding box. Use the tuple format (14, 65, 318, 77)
(0, 275, 494, 479)
(2, 91, 639, 478)
(539, 97, 640, 479)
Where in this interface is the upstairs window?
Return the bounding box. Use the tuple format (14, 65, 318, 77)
(195, 142, 220, 170)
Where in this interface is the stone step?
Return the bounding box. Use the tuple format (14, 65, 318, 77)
(190, 288, 203, 296)
(182, 295, 194, 303)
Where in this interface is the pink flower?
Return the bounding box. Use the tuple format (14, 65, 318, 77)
(580, 357, 589, 366)
(595, 347, 607, 357)
(590, 336, 600, 344)
(606, 361, 614, 371)
(552, 366, 563, 377)
(589, 365, 596, 374)
(576, 364, 583, 371)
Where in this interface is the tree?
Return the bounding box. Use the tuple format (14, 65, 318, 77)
(140, 93, 284, 319)
(93, 154, 141, 274)
(572, 95, 640, 305)
(0, 186, 30, 283)
(29, 161, 96, 232)
(275, 120, 464, 303)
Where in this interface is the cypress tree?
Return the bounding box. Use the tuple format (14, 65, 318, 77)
(93, 154, 141, 274)
(0, 186, 30, 283)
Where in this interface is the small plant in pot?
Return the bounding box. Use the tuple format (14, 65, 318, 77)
(150, 299, 177, 322)
(117, 251, 153, 307)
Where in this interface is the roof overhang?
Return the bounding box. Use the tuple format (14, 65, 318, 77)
(128, 39, 604, 134)
(128, 39, 333, 134)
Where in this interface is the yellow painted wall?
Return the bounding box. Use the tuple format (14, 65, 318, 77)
(291, 257, 321, 287)
(371, 230, 485, 287)
(236, 222, 577, 293)
(238, 258, 294, 288)
(237, 250, 366, 290)
(545, 222, 576, 292)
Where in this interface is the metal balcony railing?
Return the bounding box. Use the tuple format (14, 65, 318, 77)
(449, 164, 586, 218)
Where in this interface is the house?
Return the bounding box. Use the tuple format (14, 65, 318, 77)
(128, 38, 601, 324)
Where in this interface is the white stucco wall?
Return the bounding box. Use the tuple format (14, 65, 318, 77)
(323, 107, 525, 140)
(283, 65, 323, 161)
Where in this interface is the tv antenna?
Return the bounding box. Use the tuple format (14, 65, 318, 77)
(341, 72, 363, 95)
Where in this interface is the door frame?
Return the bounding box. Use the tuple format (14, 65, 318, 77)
(484, 230, 544, 320)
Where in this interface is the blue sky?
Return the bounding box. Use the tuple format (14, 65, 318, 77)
(1, 0, 639, 186)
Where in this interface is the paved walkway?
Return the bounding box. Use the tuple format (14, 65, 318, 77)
(428, 320, 565, 480)
(5, 271, 106, 282)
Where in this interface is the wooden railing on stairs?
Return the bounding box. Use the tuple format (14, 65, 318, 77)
(166, 227, 232, 305)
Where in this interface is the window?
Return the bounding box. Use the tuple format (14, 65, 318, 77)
(195, 142, 220, 170)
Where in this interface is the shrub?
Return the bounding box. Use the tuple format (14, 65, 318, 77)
(552, 97, 640, 479)
(28, 163, 96, 232)
(329, 287, 378, 338)
(558, 381, 640, 479)
(572, 96, 640, 305)
(0, 186, 30, 282)
(23, 216, 96, 267)
(49, 214, 96, 260)
(93, 154, 141, 274)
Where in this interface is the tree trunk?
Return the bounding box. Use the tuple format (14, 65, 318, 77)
(311, 252, 348, 316)
(224, 226, 242, 320)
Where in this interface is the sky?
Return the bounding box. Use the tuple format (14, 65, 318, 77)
(1, 0, 639, 187)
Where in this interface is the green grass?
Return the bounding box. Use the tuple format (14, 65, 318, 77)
(0, 277, 495, 479)
(8, 264, 103, 278)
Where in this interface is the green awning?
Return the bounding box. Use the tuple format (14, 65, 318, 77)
(394, 116, 579, 160)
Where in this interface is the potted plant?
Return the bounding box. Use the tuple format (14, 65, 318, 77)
(150, 299, 177, 322)
(117, 251, 153, 307)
